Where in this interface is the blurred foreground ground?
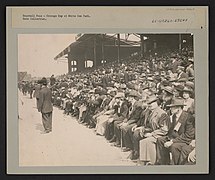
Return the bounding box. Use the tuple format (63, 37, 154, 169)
(19, 93, 135, 166)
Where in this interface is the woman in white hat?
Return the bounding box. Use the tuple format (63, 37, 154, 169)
(182, 86, 195, 115)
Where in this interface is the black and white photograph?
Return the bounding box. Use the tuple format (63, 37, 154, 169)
(6, 6, 208, 174)
(18, 33, 196, 166)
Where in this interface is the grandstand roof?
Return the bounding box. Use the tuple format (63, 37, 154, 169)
(54, 34, 141, 61)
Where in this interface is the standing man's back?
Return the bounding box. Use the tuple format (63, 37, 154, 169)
(38, 77, 53, 133)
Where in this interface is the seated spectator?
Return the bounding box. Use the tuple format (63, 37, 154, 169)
(178, 140, 196, 165)
(94, 92, 118, 136)
(182, 86, 195, 115)
(43, 47, 195, 166)
(156, 97, 195, 165)
(116, 90, 142, 152)
(138, 95, 170, 165)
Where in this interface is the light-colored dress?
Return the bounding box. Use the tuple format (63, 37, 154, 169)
(95, 99, 116, 135)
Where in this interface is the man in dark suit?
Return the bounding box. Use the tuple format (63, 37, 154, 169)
(156, 97, 195, 165)
(50, 74, 56, 86)
(107, 93, 129, 143)
(177, 66, 189, 81)
(138, 95, 170, 164)
(128, 106, 151, 160)
(170, 56, 181, 73)
(28, 82, 34, 99)
(38, 77, 53, 134)
(101, 71, 111, 88)
(117, 90, 143, 152)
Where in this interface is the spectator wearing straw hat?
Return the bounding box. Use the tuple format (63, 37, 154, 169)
(155, 97, 195, 165)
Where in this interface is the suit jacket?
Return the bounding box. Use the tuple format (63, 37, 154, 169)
(101, 75, 110, 88)
(124, 72, 129, 83)
(136, 107, 151, 127)
(145, 106, 170, 138)
(186, 66, 194, 78)
(50, 77, 56, 86)
(126, 101, 143, 125)
(171, 60, 181, 73)
(95, 97, 111, 114)
(101, 97, 111, 109)
(178, 72, 188, 80)
(114, 101, 129, 121)
(168, 111, 195, 144)
(38, 86, 53, 113)
(33, 84, 41, 98)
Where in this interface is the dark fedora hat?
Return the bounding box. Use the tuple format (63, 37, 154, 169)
(175, 85, 184, 92)
(41, 77, 47, 85)
(161, 80, 170, 87)
(185, 81, 194, 90)
(167, 98, 186, 107)
(182, 86, 193, 93)
(183, 61, 192, 67)
(147, 95, 158, 104)
(178, 77, 188, 82)
(142, 85, 150, 91)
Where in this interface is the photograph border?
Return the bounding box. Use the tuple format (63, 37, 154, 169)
(4, 4, 208, 176)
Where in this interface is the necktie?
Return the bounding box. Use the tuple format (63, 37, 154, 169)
(172, 114, 177, 130)
(144, 110, 152, 126)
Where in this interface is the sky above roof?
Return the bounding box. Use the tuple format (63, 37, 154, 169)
(18, 34, 76, 77)
(18, 34, 140, 77)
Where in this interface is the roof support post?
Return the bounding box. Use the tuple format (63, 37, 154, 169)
(94, 36, 97, 68)
(102, 34, 105, 66)
(67, 53, 72, 74)
(117, 34, 120, 63)
(179, 34, 182, 54)
(140, 34, 144, 58)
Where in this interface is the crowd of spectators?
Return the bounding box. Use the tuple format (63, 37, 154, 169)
(19, 48, 196, 165)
